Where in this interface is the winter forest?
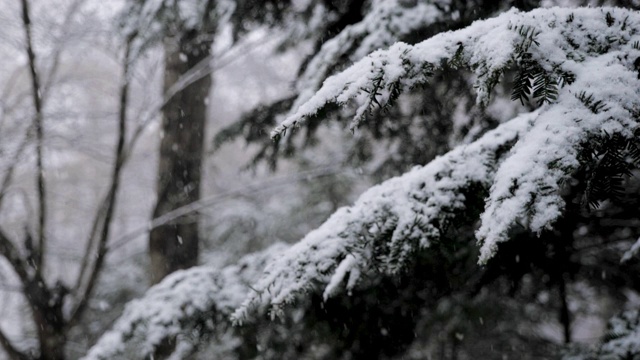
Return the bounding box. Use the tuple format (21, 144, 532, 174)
(2, 0, 640, 359)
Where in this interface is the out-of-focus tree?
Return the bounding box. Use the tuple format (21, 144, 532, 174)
(0, 0, 154, 358)
(119, 0, 372, 285)
(119, 0, 222, 285)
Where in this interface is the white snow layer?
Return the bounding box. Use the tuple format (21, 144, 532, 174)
(238, 7, 640, 321)
(234, 113, 533, 322)
(292, 0, 456, 112)
(83, 243, 287, 360)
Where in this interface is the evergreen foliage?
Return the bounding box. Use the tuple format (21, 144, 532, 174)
(236, 6, 640, 355)
(213, 0, 512, 176)
(88, 5, 640, 359)
(267, 6, 640, 264)
(83, 243, 288, 360)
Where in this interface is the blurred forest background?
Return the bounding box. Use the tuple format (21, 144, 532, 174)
(0, 0, 640, 359)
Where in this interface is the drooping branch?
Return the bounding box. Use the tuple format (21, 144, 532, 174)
(83, 242, 288, 360)
(232, 113, 532, 322)
(233, 7, 640, 323)
(292, 0, 476, 112)
(267, 7, 640, 264)
(273, 7, 640, 140)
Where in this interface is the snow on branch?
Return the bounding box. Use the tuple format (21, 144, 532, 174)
(566, 309, 640, 359)
(233, 113, 532, 322)
(598, 309, 640, 357)
(274, 7, 640, 139)
(83, 243, 287, 360)
(237, 7, 640, 322)
(293, 0, 457, 111)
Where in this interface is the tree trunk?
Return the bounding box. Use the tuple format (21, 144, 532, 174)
(26, 281, 68, 360)
(33, 313, 66, 360)
(149, 32, 212, 285)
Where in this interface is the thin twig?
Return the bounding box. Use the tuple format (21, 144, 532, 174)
(41, 0, 88, 101)
(123, 32, 275, 162)
(108, 164, 350, 252)
(73, 194, 107, 292)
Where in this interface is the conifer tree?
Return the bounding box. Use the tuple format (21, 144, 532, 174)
(87, 4, 640, 359)
(237, 3, 640, 317)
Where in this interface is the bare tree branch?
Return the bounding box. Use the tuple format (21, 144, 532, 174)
(108, 164, 348, 252)
(20, 0, 47, 272)
(0, 229, 30, 285)
(0, 0, 93, 234)
(40, 0, 87, 102)
(0, 0, 87, 286)
(73, 195, 108, 294)
(0, 229, 53, 360)
(68, 37, 133, 328)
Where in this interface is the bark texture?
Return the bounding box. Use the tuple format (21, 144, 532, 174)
(149, 32, 212, 285)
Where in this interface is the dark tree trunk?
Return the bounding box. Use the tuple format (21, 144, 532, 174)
(26, 281, 68, 360)
(33, 308, 66, 360)
(149, 32, 212, 285)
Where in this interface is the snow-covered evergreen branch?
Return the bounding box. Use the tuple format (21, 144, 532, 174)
(83, 243, 287, 360)
(565, 309, 640, 360)
(236, 7, 640, 321)
(275, 7, 640, 138)
(598, 309, 640, 358)
(292, 0, 459, 111)
(233, 113, 532, 322)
